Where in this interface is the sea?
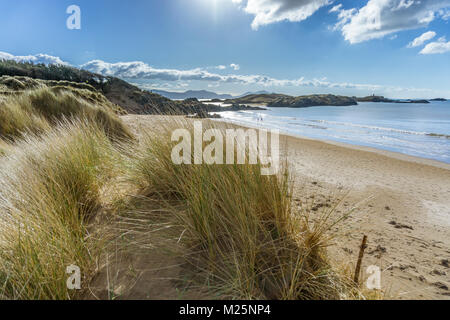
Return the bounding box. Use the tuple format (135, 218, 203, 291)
(213, 101, 450, 164)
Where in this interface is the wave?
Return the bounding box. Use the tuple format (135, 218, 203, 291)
(221, 112, 450, 139)
(288, 122, 328, 130)
(308, 119, 450, 138)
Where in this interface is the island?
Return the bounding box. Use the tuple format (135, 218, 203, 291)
(357, 95, 430, 104)
(225, 94, 357, 108)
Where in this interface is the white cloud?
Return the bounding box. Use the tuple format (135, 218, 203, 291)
(232, 0, 331, 30)
(332, 0, 450, 44)
(332, 7, 357, 30)
(81, 60, 228, 82)
(329, 4, 342, 13)
(440, 9, 450, 19)
(80, 58, 429, 94)
(0, 52, 69, 65)
(230, 63, 240, 70)
(1, 51, 444, 97)
(420, 36, 450, 54)
(408, 31, 436, 47)
(215, 65, 227, 70)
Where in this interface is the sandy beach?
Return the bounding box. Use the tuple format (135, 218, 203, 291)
(123, 115, 450, 300)
(280, 132, 450, 299)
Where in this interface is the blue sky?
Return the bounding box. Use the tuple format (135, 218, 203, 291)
(1, 0, 450, 98)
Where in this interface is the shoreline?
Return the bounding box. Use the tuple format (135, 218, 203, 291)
(213, 118, 450, 170)
(271, 126, 450, 299)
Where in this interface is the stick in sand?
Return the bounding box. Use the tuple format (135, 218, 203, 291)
(354, 235, 368, 284)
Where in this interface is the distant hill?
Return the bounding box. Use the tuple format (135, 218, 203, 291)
(152, 89, 233, 100)
(226, 93, 357, 108)
(226, 93, 290, 105)
(151, 89, 275, 100)
(236, 90, 273, 98)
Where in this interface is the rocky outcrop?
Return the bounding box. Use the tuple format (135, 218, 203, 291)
(225, 93, 289, 105)
(268, 94, 358, 108)
(357, 96, 394, 103)
(357, 96, 430, 104)
(226, 93, 357, 108)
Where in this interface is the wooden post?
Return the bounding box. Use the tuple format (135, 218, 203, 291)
(354, 235, 368, 284)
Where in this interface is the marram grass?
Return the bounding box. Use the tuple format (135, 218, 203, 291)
(0, 120, 123, 299)
(129, 118, 357, 300)
(0, 87, 132, 141)
(0, 96, 362, 299)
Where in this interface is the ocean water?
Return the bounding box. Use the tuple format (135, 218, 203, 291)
(214, 101, 450, 164)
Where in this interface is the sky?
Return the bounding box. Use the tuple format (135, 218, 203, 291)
(0, 0, 450, 98)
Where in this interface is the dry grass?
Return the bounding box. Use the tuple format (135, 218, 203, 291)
(0, 120, 123, 299)
(0, 107, 361, 300)
(129, 118, 356, 300)
(0, 87, 132, 141)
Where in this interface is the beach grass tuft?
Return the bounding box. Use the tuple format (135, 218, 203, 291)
(0, 87, 133, 141)
(0, 120, 124, 299)
(129, 118, 354, 299)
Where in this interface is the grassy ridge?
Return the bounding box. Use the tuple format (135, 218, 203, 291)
(0, 86, 132, 141)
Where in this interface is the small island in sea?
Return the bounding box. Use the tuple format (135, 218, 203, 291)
(223, 93, 434, 108)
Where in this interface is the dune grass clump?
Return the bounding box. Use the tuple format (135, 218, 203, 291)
(0, 120, 123, 299)
(0, 96, 50, 137)
(0, 87, 132, 141)
(130, 118, 351, 300)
